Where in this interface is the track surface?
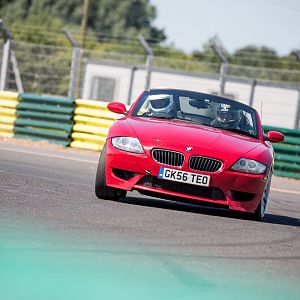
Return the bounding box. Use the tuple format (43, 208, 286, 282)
(0, 140, 299, 297)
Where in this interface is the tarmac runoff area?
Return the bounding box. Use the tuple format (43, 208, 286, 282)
(0, 138, 299, 300)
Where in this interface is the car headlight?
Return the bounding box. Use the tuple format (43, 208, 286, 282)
(112, 137, 144, 154)
(231, 158, 266, 174)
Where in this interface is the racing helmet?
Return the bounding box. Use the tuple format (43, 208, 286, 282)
(149, 94, 174, 114)
(217, 104, 242, 126)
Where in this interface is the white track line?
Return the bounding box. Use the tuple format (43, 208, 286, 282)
(0, 146, 97, 164)
(1, 146, 299, 195)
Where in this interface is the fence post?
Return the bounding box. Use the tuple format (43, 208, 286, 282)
(10, 50, 24, 93)
(138, 35, 153, 90)
(249, 79, 257, 107)
(0, 19, 12, 91)
(294, 89, 300, 129)
(127, 66, 137, 104)
(211, 42, 228, 97)
(219, 63, 227, 96)
(63, 27, 81, 99)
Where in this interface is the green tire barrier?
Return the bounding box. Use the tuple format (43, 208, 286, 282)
(18, 102, 74, 114)
(15, 93, 75, 146)
(272, 144, 300, 155)
(275, 153, 300, 164)
(263, 125, 300, 180)
(20, 94, 74, 105)
(14, 134, 70, 146)
(274, 170, 300, 180)
(263, 125, 300, 138)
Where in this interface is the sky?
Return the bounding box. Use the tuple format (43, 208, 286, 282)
(150, 0, 300, 56)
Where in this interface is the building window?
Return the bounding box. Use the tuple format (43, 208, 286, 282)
(90, 76, 116, 101)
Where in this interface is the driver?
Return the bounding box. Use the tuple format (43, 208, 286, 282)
(211, 104, 243, 129)
(147, 94, 176, 117)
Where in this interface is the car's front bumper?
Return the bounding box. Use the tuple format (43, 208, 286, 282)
(104, 140, 269, 213)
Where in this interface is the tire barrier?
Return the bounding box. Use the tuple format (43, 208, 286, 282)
(0, 91, 19, 138)
(15, 93, 75, 146)
(70, 99, 120, 151)
(263, 125, 300, 179)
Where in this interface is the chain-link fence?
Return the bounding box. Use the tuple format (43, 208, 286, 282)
(1, 39, 300, 128)
(2, 40, 300, 96)
(6, 41, 72, 96)
(226, 64, 300, 89)
(153, 56, 220, 75)
(84, 49, 145, 66)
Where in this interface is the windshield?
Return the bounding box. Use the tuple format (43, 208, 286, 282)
(131, 89, 259, 138)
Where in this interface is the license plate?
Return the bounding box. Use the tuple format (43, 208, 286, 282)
(158, 167, 210, 187)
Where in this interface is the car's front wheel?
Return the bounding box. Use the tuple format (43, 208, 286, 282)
(252, 172, 272, 221)
(95, 143, 127, 200)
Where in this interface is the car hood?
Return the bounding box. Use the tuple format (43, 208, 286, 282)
(124, 117, 262, 159)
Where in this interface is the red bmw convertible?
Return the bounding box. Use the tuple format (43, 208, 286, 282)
(95, 89, 284, 220)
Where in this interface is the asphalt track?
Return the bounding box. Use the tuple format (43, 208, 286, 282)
(0, 140, 299, 299)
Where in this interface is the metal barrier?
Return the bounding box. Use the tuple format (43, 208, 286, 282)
(15, 93, 75, 146)
(264, 125, 300, 179)
(0, 91, 19, 138)
(70, 99, 119, 151)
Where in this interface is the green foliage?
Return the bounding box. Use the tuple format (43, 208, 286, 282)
(1, 0, 299, 96)
(0, 0, 165, 42)
(230, 45, 279, 68)
(12, 41, 72, 96)
(192, 39, 300, 72)
(192, 35, 228, 63)
(9, 14, 67, 46)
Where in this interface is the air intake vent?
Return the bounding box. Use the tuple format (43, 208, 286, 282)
(189, 156, 222, 172)
(137, 176, 226, 200)
(152, 149, 184, 167)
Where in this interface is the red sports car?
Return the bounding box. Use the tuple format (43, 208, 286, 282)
(95, 89, 284, 220)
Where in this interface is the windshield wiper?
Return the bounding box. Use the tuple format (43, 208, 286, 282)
(216, 127, 256, 138)
(140, 114, 174, 119)
(145, 115, 199, 123)
(171, 116, 199, 124)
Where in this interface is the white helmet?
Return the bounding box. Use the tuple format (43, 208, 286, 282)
(149, 94, 174, 114)
(217, 104, 242, 127)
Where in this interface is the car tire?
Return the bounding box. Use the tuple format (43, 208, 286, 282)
(95, 143, 127, 200)
(252, 172, 272, 221)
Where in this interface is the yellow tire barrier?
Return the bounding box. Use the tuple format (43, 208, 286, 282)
(0, 116, 16, 124)
(71, 99, 126, 151)
(0, 107, 17, 116)
(71, 132, 107, 143)
(0, 123, 14, 131)
(0, 99, 19, 109)
(74, 107, 118, 120)
(0, 131, 13, 138)
(73, 115, 114, 127)
(0, 91, 19, 101)
(75, 99, 109, 109)
(72, 123, 109, 136)
(70, 141, 105, 151)
(0, 91, 19, 138)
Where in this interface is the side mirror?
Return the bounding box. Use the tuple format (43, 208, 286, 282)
(265, 131, 284, 143)
(107, 102, 127, 114)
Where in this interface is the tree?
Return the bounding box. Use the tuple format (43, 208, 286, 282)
(0, 0, 166, 42)
(230, 45, 280, 68)
(192, 35, 229, 63)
